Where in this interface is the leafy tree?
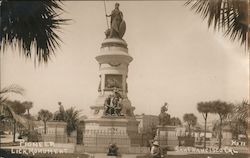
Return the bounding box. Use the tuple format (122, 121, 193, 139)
(38, 109, 53, 134)
(23, 101, 33, 116)
(212, 120, 229, 139)
(210, 100, 233, 149)
(185, 0, 249, 49)
(6, 100, 26, 115)
(197, 101, 213, 148)
(183, 113, 197, 136)
(0, 0, 68, 63)
(212, 120, 220, 137)
(170, 117, 182, 126)
(22, 101, 33, 131)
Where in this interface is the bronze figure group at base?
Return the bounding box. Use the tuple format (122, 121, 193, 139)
(104, 88, 123, 116)
(159, 102, 171, 126)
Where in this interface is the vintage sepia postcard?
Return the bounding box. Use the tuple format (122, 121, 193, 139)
(0, 1, 249, 158)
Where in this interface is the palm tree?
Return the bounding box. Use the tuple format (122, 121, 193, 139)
(38, 109, 53, 134)
(234, 99, 249, 121)
(65, 107, 80, 142)
(210, 100, 233, 149)
(197, 101, 213, 148)
(6, 100, 26, 115)
(183, 113, 197, 136)
(0, 0, 68, 63)
(185, 0, 249, 50)
(232, 100, 249, 140)
(0, 85, 24, 104)
(0, 85, 26, 143)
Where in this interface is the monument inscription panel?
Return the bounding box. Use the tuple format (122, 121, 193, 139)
(105, 74, 122, 89)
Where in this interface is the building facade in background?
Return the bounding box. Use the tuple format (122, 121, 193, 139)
(135, 114, 158, 133)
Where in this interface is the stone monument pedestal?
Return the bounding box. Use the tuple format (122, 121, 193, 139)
(83, 117, 139, 148)
(82, 37, 140, 153)
(154, 125, 178, 148)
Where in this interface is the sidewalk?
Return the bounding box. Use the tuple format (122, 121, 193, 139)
(92, 153, 138, 158)
(92, 152, 190, 158)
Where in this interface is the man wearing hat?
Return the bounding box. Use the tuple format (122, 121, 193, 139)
(150, 141, 163, 158)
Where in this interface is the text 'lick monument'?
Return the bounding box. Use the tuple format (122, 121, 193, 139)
(83, 3, 140, 152)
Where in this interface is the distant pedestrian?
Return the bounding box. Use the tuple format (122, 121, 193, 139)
(149, 140, 154, 150)
(107, 143, 118, 156)
(150, 141, 164, 158)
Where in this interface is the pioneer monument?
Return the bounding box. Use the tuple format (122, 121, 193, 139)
(83, 3, 140, 153)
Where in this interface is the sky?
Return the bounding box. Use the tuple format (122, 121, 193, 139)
(1, 1, 249, 123)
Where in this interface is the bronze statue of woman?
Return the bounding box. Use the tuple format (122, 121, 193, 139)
(106, 3, 126, 39)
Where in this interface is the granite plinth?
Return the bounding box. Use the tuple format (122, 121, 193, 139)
(82, 37, 140, 153)
(96, 38, 132, 65)
(154, 125, 178, 147)
(83, 116, 139, 148)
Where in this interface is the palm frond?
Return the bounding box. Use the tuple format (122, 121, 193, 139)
(65, 107, 80, 136)
(0, 84, 24, 103)
(1, 103, 29, 129)
(233, 100, 249, 121)
(185, 0, 249, 50)
(0, 0, 69, 64)
(0, 84, 24, 95)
